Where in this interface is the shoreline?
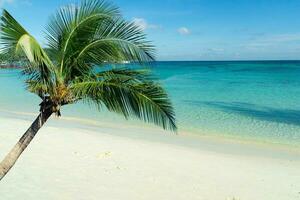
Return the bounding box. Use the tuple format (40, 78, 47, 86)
(1, 109, 300, 153)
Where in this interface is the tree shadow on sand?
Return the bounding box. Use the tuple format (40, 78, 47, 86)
(184, 100, 300, 126)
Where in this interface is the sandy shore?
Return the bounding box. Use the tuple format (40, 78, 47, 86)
(0, 114, 300, 200)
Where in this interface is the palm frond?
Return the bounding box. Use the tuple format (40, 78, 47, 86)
(70, 69, 176, 131)
(46, 0, 154, 82)
(76, 19, 155, 65)
(0, 9, 54, 84)
(45, 0, 119, 74)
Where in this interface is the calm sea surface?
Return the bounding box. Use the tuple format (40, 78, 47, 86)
(1, 61, 300, 146)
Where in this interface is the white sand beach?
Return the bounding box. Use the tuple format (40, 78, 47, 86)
(0, 114, 300, 200)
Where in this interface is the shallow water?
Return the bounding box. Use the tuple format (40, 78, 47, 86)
(1, 61, 300, 146)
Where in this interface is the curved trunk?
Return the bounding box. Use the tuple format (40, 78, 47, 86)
(0, 110, 52, 181)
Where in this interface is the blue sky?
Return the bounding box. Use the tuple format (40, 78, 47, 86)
(2, 0, 300, 60)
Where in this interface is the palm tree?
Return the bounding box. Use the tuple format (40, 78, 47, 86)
(0, 0, 176, 180)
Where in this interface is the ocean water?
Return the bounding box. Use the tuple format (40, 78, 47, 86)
(1, 61, 300, 146)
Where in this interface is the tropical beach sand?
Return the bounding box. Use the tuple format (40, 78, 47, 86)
(0, 115, 300, 200)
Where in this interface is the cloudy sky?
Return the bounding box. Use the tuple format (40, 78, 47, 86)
(2, 0, 300, 60)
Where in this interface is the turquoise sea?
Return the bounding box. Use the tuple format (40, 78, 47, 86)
(1, 61, 300, 146)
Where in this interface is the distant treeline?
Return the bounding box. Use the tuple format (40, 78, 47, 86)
(0, 53, 24, 69)
(0, 65, 21, 69)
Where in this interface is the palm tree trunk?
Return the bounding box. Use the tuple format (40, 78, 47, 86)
(0, 109, 52, 181)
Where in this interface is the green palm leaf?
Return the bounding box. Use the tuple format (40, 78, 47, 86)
(45, 0, 119, 78)
(0, 9, 54, 84)
(71, 68, 176, 131)
(77, 19, 155, 64)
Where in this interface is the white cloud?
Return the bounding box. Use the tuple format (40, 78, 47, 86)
(132, 18, 160, 30)
(178, 27, 191, 35)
